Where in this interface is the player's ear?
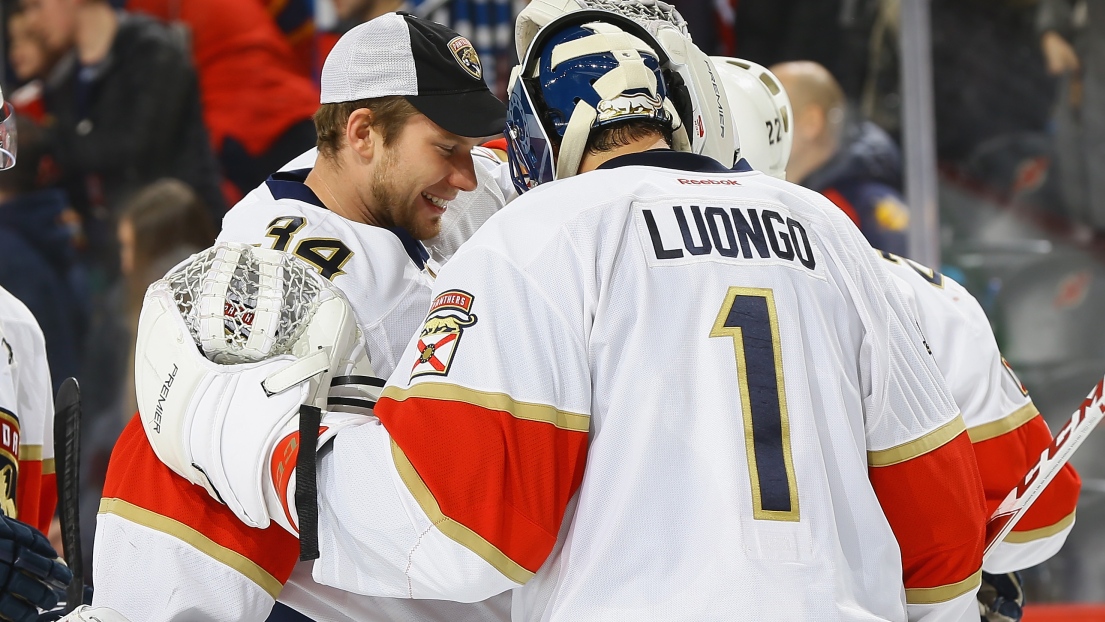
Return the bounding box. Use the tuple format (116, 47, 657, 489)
(345, 108, 378, 161)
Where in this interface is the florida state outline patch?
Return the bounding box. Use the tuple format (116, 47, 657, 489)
(412, 290, 478, 379)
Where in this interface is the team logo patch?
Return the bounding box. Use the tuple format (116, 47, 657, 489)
(0, 409, 18, 519)
(411, 290, 478, 379)
(448, 36, 482, 80)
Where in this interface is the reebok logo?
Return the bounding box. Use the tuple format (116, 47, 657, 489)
(151, 363, 179, 434)
(678, 178, 741, 186)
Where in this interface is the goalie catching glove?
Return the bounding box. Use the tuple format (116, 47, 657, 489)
(134, 243, 377, 534)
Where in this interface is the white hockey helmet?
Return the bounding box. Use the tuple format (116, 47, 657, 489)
(515, 0, 737, 167)
(711, 57, 792, 179)
(0, 87, 16, 170)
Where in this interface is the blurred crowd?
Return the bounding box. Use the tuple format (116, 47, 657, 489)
(0, 0, 1096, 595)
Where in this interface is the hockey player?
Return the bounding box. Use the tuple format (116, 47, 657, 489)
(121, 11, 987, 622)
(84, 13, 513, 622)
(0, 92, 74, 622)
(709, 55, 1080, 620)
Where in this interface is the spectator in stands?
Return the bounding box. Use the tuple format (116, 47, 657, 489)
(114, 179, 215, 421)
(6, 9, 62, 121)
(21, 0, 225, 282)
(772, 60, 911, 255)
(0, 115, 85, 394)
(1038, 0, 1105, 231)
(125, 0, 321, 204)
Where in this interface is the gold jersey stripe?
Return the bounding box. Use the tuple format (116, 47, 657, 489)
(42, 458, 55, 475)
(967, 402, 1040, 443)
(868, 416, 967, 467)
(381, 383, 590, 432)
(391, 440, 535, 585)
(905, 569, 982, 605)
(1004, 510, 1076, 543)
(18, 445, 42, 461)
(98, 498, 283, 598)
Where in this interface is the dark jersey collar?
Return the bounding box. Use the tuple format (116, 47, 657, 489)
(596, 149, 750, 173)
(265, 168, 429, 270)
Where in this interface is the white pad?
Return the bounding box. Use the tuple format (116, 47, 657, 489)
(57, 606, 133, 622)
(135, 243, 371, 531)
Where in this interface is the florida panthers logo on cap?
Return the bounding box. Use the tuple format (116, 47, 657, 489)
(412, 289, 478, 379)
(448, 36, 482, 81)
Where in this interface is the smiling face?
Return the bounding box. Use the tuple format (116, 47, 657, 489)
(365, 114, 481, 240)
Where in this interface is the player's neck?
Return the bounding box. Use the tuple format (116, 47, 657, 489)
(577, 136, 670, 174)
(75, 2, 118, 66)
(305, 161, 378, 227)
(788, 138, 836, 185)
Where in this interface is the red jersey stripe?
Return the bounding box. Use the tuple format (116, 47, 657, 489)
(102, 415, 298, 595)
(15, 459, 54, 534)
(870, 429, 986, 599)
(971, 413, 1081, 532)
(376, 386, 589, 578)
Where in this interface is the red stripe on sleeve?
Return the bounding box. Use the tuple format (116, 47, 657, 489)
(103, 415, 300, 584)
(376, 395, 588, 574)
(821, 188, 862, 228)
(16, 460, 53, 534)
(870, 430, 986, 590)
(973, 414, 1081, 532)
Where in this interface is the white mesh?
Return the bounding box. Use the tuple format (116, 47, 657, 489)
(162, 244, 325, 364)
(320, 14, 417, 104)
(577, 0, 689, 38)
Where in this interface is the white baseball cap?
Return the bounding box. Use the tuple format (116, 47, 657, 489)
(321, 12, 507, 138)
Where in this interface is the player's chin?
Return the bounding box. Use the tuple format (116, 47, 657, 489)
(409, 215, 443, 241)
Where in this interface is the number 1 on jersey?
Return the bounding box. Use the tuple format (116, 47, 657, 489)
(711, 287, 800, 522)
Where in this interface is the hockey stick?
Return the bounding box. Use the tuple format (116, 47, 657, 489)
(53, 377, 83, 612)
(982, 375, 1105, 562)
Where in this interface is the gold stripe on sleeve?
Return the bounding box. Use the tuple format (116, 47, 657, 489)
(391, 440, 535, 585)
(905, 569, 982, 604)
(18, 445, 42, 461)
(1004, 510, 1076, 544)
(381, 383, 590, 432)
(42, 458, 55, 475)
(98, 497, 283, 598)
(868, 416, 967, 467)
(967, 402, 1040, 443)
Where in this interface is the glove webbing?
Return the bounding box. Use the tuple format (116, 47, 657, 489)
(296, 405, 322, 561)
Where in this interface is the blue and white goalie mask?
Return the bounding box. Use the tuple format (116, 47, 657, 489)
(506, 11, 683, 193)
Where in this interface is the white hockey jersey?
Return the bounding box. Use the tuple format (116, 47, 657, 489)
(878, 252, 1080, 572)
(0, 286, 56, 534)
(93, 159, 511, 621)
(302, 152, 986, 622)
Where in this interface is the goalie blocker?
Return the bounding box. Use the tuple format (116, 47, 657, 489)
(134, 244, 378, 534)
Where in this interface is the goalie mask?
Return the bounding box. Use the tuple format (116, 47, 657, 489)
(712, 57, 792, 178)
(514, 0, 736, 169)
(506, 10, 679, 192)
